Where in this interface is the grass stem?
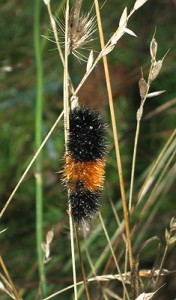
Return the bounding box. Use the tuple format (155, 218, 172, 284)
(34, 0, 47, 295)
(75, 226, 91, 300)
(64, 1, 78, 299)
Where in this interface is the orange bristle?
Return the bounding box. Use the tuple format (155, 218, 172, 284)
(63, 154, 106, 191)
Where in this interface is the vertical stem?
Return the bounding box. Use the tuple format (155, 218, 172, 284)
(64, 1, 77, 299)
(34, 0, 46, 296)
(64, 1, 70, 145)
(75, 227, 91, 300)
(128, 119, 141, 211)
(129, 86, 149, 212)
(94, 0, 133, 270)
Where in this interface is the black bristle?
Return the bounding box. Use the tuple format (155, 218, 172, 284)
(68, 107, 107, 162)
(69, 183, 101, 224)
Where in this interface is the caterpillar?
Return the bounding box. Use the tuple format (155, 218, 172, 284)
(63, 106, 107, 224)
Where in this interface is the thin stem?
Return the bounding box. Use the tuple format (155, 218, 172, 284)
(64, 1, 77, 299)
(128, 84, 150, 211)
(42, 0, 65, 50)
(155, 244, 169, 285)
(75, 226, 91, 300)
(64, 1, 69, 144)
(43, 273, 131, 300)
(109, 198, 126, 244)
(69, 212, 78, 300)
(94, 0, 133, 270)
(128, 119, 141, 211)
(47, 2, 64, 65)
(34, 0, 46, 295)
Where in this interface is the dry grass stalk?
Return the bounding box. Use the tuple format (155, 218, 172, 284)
(63, 2, 79, 299)
(128, 30, 169, 211)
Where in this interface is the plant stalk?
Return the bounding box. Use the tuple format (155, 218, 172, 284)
(75, 226, 91, 300)
(64, 1, 78, 299)
(34, 0, 47, 295)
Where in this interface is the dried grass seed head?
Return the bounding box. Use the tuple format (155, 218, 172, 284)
(54, 5, 96, 61)
(68, 11, 96, 55)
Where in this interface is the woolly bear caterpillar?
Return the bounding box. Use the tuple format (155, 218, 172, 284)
(63, 106, 107, 224)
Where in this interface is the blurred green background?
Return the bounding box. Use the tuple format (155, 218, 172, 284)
(0, 0, 175, 299)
